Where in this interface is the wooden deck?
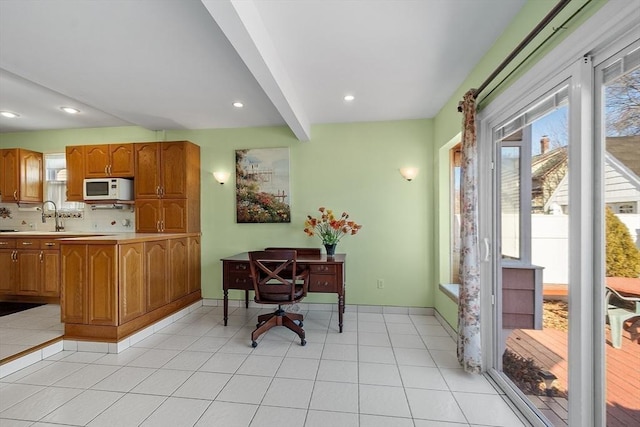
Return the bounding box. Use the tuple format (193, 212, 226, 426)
(506, 324, 639, 426)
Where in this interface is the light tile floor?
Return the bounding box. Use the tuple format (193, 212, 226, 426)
(0, 304, 63, 360)
(0, 305, 530, 426)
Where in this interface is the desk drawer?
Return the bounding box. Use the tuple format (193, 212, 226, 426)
(309, 264, 336, 274)
(309, 274, 338, 293)
(227, 262, 250, 273)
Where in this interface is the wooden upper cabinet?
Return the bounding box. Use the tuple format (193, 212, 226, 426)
(134, 142, 161, 199)
(134, 141, 200, 233)
(85, 143, 134, 178)
(65, 145, 85, 202)
(1, 148, 43, 203)
(160, 142, 188, 198)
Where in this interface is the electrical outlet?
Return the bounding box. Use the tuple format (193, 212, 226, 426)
(377, 279, 384, 289)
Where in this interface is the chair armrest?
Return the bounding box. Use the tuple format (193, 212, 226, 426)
(296, 269, 310, 296)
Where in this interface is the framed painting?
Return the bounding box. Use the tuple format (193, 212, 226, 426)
(235, 147, 291, 223)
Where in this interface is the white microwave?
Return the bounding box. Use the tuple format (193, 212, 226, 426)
(83, 178, 134, 201)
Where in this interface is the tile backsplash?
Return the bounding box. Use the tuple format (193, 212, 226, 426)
(0, 202, 135, 233)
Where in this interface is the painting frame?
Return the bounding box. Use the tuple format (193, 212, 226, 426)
(235, 147, 291, 223)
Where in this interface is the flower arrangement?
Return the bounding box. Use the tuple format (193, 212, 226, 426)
(304, 207, 362, 245)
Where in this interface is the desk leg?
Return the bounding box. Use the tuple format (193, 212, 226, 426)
(338, 290, 345, 333)
(223, 289, 229, 326)
(245, 290, 250, 308)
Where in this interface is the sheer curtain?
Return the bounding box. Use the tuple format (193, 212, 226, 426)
(457, 89, 482, 373)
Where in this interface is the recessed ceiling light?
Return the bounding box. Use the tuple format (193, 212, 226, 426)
(0, 111, 20, 118)
(60, 106, 80, 114)
(343, 95, 355, 101)
(233, 102, 244, 108)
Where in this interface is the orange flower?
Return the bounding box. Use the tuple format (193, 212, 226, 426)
(303, 207, 362, 244)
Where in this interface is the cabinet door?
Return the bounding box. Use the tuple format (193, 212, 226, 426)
(168, 238, 188, 301)
(84, 145, 110, 178)
(61, 245, 86, 324)
(162, 199, 187, 232)
(0, 249, 17, 294)
(20, 150, 43, 203)
(41, 250, 60, 297)
(1, 149, 19, 202)
(145, 240, 169, 311)
(16, 249, 41, 295)
(160, 142, 187, 198)
(109, 144, 135, 177)
(135, 200, 161, 232)
(65, 145, 85, 201)
(87, 245, 117, 325)
(134, 143, 161, 199)
(188, 236, 201, 294)
(119, 243, 145, 323)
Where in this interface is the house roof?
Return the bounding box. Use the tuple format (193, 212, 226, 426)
(531, 146, 567, 182)
(606, 136, 640, 177)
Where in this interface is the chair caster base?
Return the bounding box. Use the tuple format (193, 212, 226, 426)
(251, 341, 258, 348)
(301, 339, 306, 346)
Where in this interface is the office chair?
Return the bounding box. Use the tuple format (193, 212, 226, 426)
(248, 250, 309, 347)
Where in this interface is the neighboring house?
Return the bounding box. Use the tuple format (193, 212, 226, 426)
(531, 141, 567, 213)
(547, 136, 640, 216)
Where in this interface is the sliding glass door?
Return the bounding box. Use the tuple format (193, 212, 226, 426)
(493, 86, 572, 426)
(596, 41, 640, 427)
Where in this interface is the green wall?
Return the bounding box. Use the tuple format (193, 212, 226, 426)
(431, 0, 605, 329)
(1, 119, 434, 307)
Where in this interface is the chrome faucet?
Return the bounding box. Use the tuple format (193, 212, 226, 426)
(42, 200, 63, 232)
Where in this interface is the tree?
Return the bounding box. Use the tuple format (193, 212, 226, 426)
(605, 207, 640, 277)
(605, 68, 640, 136)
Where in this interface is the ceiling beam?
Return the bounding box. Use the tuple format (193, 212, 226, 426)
(202, 0, 310, 141)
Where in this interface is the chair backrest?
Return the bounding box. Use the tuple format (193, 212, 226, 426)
(265, 247, 321, 258)
(249, 250, 300, 303)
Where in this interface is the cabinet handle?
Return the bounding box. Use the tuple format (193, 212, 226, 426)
(156, 186, 161, 197)
(13, 190, 17, 200)
(156, 221, 161, 232)
(161, 221, 165, 232)
(0, 241, 8, 245)
(39, 251, 43, 262)
(108, 165, 112, 175)
(105, 165, 108, 175)
(44, 242, 55, 247)
(21, 242, 33, 246)
(12, 250, 17, 261)
(235, 264, 247, 271)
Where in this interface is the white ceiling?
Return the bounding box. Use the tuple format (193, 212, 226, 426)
(0, 0, 526, 140)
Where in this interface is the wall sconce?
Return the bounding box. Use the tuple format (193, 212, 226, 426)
(213, 171, 230, 185)
(399, 167, 419, 181)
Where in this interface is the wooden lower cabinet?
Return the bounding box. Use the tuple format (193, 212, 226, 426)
(0, 238, 61, 300)
(61, 244, 87, 324)
(145, 240, 169, 311)
(119, 243, 145, 324)
(16, 249, 41, 295)
(188, 236, 201, 294)
(169, 238, 188, 301)
(41, 250, 60, 297)
(0, 248, 17, 295)
(61, 234, 201, 342)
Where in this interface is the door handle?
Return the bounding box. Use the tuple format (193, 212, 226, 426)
(483, 238, 490, 262)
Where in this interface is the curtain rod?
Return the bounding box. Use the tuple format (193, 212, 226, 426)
(457, 0, 573, 112)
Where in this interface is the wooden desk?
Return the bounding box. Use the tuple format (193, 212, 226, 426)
(221, 252, 346, 332)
